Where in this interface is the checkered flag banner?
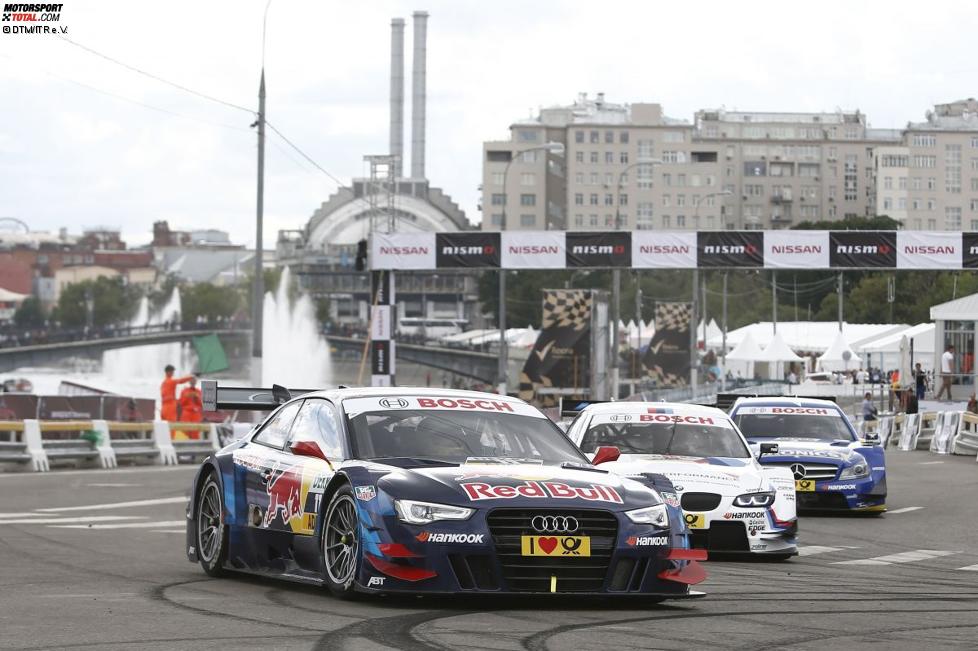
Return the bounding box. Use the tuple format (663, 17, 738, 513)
(519, 289, 593, 406)
(642, 301, 692, 388)
(541, 289, 592, 331)
(654, 302, 691, 332)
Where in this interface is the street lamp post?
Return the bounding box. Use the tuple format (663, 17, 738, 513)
(610, 159, 662, 400)
(497, 141, 564, 395)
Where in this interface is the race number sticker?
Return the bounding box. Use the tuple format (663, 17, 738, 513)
(683, 512, 706, 529)
(795, 479, 816, 492)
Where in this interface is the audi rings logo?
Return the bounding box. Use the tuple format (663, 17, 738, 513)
(790, 463, 806, 480)
(531, 515, 579, 533)
(379, 398, 409, 409)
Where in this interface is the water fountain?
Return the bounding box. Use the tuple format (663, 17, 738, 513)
(101, 287, 194, 397)
(261, 268, 332, 388)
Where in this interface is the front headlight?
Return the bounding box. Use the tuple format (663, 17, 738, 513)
(733, 491, 775, 508)
(394, 499, 474, 525)
(625, 504, 669, 528)
(839, 458, 869, 480)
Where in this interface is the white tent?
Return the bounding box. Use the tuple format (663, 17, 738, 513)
(706, 321, 907, 355)
(859, 323, 936, 371)
(817, 330, 862, 372)
(756, 331, 803, 380)
(724, 330, 765, 379)
(697, 319, 723, 345)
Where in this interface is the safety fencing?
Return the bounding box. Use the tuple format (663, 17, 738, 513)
(864, 410, 978, 460)
(0, 419, 228, 472)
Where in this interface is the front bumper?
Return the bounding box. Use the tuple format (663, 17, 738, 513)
(682, 502, 798, 555)
(354, 507, 705, 597)
(795, 475, 887, 511)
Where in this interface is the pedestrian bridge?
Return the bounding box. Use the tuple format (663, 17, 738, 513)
(0, 326, 250, 373)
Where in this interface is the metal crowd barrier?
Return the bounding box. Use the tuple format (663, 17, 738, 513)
(0, 420, 222, 472)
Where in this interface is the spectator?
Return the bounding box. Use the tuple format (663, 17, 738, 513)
(861, 391, 878, 422)
(936, 344, 955, 401)
(903, 387, 918, 415)
(913, 362, 928, 401)
(968, 393, 978, 415)
(787, 370, 798, 385)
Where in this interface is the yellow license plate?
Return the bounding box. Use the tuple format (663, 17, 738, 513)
(795, 479, 816, 492)
(682, 512, 706, 529)
(520, 535, 591, 557)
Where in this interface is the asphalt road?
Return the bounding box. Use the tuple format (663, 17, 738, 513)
(1, 450, 976, 650)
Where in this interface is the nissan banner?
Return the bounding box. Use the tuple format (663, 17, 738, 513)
(764, 231, 830, 269)
(565, 232, 632, 268)
(501, 231, 566, 268)
(697, 232, 764, 268)
(897, 231, 961, 269)
(632, 232, 697, 268)
(371, 232, 435, 270)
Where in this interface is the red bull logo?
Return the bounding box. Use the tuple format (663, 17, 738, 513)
(264, 464, 303, 527)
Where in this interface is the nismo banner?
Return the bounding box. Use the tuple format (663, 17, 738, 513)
(371, 231, 978, 270)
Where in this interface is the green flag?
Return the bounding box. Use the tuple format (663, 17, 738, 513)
(193, 334, 229, 374)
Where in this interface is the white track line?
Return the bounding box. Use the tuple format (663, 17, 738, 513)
(86, 483, 142, 488)
(919, 461, 945, 465)
(958, 564, 978, 571)
(0, 515, 146, 525)
(798, 546, 847, 557)
(887, 506, 925, 514)
(152, 529, 186, 533)
(0, 466, 191, 479)
(37, 496, 186, 513)
(833, 550, 956, 566)
(50, 519, 185, 530)
(0, 513, 47, 518)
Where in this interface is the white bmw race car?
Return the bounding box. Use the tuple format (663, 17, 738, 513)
(567, 402, 798, 558)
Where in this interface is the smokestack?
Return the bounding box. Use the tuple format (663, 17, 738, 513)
(389, 18, 405, 178)
(410, 10, 428, 179)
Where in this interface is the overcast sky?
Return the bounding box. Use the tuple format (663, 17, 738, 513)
(2, 0, 976, 248)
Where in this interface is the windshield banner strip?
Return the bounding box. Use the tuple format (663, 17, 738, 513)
(737, 406, 841, 417)
(343, 396, 546, 419)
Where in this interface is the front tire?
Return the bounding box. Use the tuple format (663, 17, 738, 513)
(196, 473, 228, 577)
(322, 485, 361, 599)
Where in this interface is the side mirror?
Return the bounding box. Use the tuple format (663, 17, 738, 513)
(861, 433, 880, 447)
(758, 443, 779, 458)
(290, 439, 327, 461)
(592, 446, 621, 465)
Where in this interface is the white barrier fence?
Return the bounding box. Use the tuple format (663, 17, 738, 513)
(864, 410, 978, 460)
(0, 420, 226, 472)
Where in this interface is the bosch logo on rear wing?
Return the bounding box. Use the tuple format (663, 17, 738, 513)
(200, 380, 318, 412)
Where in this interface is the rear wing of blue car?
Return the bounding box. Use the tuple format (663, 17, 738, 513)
(559, 397, 612, 419)
(200, 380, 319, 412)
(717, 393, 837, 412)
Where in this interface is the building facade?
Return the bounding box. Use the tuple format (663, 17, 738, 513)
(482, 94, 978, 232)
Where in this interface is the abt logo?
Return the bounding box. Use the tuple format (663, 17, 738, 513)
(367, 577, 385, 587)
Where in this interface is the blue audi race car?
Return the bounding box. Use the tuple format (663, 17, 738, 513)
(186, 384, 707, 599)
(729, 397, 886, 513)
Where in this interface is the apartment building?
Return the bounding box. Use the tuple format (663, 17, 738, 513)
(482, 94, 978, 231)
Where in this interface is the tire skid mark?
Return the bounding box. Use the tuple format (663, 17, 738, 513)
(751, 616, 978, 651)
(521, 606, 978, 651)
(318, 609, 482, 651)
(150, 579, 329, 633)
(11, 633, 322, 651)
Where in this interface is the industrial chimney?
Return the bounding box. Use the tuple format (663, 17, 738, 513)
(389, 18, 405, 178)
(410, 10, 428, 180)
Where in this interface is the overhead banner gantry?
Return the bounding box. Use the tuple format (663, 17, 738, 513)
(370, 230, 971, 271)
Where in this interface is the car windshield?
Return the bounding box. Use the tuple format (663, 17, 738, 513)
(347, 409, 587, 465)
(734, 410, 855, 442)
(579, 417, 751, 459)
